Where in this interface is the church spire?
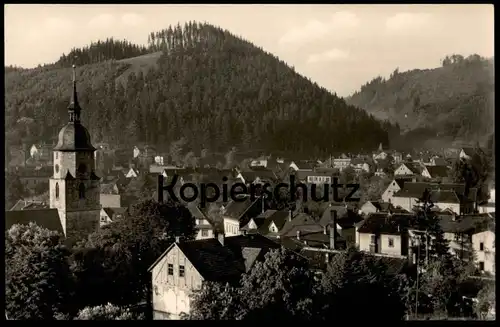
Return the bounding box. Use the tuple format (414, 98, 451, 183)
(68, 64, 81, 123)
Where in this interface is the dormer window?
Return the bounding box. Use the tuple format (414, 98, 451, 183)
(79, 183, 85, 199)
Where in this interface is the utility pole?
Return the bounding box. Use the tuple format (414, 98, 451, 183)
(425, 230, 429, 268)
(415, 238, 420, 319)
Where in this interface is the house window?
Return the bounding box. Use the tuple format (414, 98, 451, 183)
(179, 265, 185, 277)
(154, 285, 159, 295)
(100, 216, 106, 222)
(370, 235, 376, 244)
(388, 238, 394, 248)
(78, 183, 85, 199)
(479, 242, 484, 251)
(167, 264, 173, 275)
(201, 230, 208, 237)
(55, 183, 59, 199)
(55, 152, 58, 159)
(479, 261, 485, 271)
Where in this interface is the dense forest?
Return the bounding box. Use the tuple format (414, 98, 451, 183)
(55, 38, 150, 68)
(5, 21, 395, 158)
(346, 54, 494, 149)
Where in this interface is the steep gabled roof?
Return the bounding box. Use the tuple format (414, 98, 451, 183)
(357, 213, 415, 235)
(436, 213, 494, 234)
(223, 194, 263, 222)
(9, 199, 49, 211)
(257, 210, 290, 234)
(148, 235, 281, 284)
(279, 212, 316, 236)
(5, 209, 63, 234)
(426, 165, 450, 178)
(319, 207, 363, 229)
(461, 147, 476, 157)
(404, 162, 426, 174)
(102, 207, 128, 220)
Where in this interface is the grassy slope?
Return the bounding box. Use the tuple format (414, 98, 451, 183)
(115, 51, 163, 87)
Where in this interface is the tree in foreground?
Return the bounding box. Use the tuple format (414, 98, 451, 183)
(187, 282, 242, 320)
(318, 247, 408, 321)
(188, 248, 315, 320)
(71, 199, 196, 308)
(188, 247, 409, 321)
(239, 248, 315, 320)
(411, 189, 450, 263)
(5, 223, 74, 320)
(419, 255, 474, 318)
(56, 303, 143, 320)
(475, 280, 495, 320)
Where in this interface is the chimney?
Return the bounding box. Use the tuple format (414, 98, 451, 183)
(175, 236, 181, 243)
(218, 233, 225, 246)
(330, 209, 337, 250)
(323, 225, 327, 235)
(288, 209, 292, 222)
(296, 230, 301, 240)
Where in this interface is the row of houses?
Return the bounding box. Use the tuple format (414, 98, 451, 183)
(148, 192, 495, 319)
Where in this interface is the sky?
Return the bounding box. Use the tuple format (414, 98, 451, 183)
(4, 4, 494, 96)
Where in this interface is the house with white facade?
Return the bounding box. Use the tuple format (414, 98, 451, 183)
(472, 226, 495, 274)
(186, 203, 217, 240)
(459, 147, 476, 160)
(350, 158, 371, 174)
(221, 194, 264, 236)
(125, 168, 140, 178)
(394, 162, 426, 177)
(148, 234, 281, 319)
(381, 177, 414, 203)
(409, 212, 494, 274)
(332, 154, 351, 172)
(356, 213, 412, 258)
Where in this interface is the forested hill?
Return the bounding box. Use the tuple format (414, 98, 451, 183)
(5, 22, 395, 158)
(346, 54, 494, 148)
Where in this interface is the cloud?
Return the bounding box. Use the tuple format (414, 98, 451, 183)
(87, 13, 116, 29)
(307, 48, 350, 64)
(385, 12, 432, 34)
(121, 13, 144, 26)
(279, 11, 360, 46)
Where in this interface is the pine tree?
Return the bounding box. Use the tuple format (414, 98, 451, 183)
(412, 189, 450, 265)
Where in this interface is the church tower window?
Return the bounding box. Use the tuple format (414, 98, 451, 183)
(56, 183, 59, 199)
(79, 183, 86, 199)
(78, 163, 87, 176)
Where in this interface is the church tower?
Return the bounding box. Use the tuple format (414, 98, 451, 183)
(49, 65, 101, 242)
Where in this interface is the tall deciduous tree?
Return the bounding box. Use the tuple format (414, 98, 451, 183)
(239, 248, 315, 320)
(317, 247, 408, 321)
(187, 248, 315, 320)
(6, 223, 74, 320)
(72, 199, 196, 308)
